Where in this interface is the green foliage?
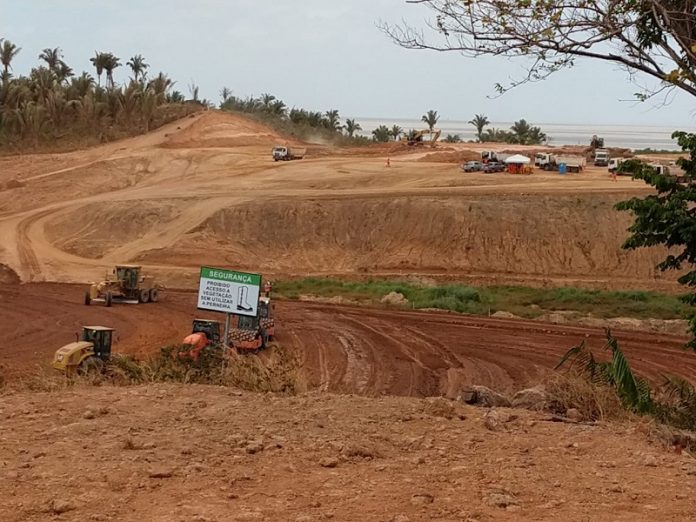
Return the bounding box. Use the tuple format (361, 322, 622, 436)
(468, 114, 489, 142)
(273, 278, 689, 319)
(372, 125, 391, 143)
(557, 331, 696, 430)
(219, 92, 366, 145)
(616, 131, 696, 347)
(421, 109, 439, 131)
(0, 37, 197, 150)
(556, 330, 654, 413)
(443, 133, 462, 143)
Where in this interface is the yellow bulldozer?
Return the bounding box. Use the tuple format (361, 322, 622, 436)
(53, 326, 114, 374)
(85, 265, 160, 306)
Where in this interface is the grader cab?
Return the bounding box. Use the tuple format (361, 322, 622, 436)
(85, 265, 160, 306)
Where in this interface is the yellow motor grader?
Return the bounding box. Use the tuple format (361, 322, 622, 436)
(85, 265, 160, 306)
(53, 326, 114, 374)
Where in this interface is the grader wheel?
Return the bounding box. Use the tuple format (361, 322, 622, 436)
(149, 288, 159, 303)
(84, 290, 91, 306)
(138, 289, 150, 303)
(105, 291, 113, 307)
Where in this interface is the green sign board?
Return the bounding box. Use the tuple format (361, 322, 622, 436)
(197, 266, 262, 317)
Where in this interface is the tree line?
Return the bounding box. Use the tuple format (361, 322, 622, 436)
(0, 37, 198, 149)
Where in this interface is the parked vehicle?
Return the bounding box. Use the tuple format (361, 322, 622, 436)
(483, 161, 505, 173)
(534, 153, 586, 173)
(461, 161, 483, 172)
(608, 158, 624, 172)
(594, 149, 610, 167)
(481, 151, 512, 164)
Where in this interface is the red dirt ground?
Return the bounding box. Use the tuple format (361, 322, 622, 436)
(1, 283, 691, 394)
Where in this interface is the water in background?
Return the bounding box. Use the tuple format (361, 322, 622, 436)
(355, 117, 691, 150)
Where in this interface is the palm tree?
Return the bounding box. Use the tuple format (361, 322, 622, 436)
(188, 81, 200, 102)
(55, 61, 73, 84)
(220, 86, 232, 104)
(324, 109, 341, 132)
(126, 54, 148, 82)
(372, 125, 391, 143)
(390, 124, 403, 141)
(38, 48, 63, 71)
(90, 52, 107, 86)
(344, 118, 362, 137)
(167, 90, 185, 103)
(443, 134, 462, 143)
(69, 72, 95, 98)
(148, 72, 174, 102)
(0, 39, 21, 74)
(421, 109, 439, 132)
(469, 114, 490, 142)
(260, 93, 276, 108)
(103, 53, 121, 88)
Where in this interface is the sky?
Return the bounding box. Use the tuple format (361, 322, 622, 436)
(2, 0, 695, 127)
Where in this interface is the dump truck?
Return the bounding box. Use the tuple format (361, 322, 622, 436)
(53, 326, 114, 374)
(594, 149, 610, 167)
(272, 145, 306, 161)
(534, 153, 586, 173)
(481, 151, 512, 164)
(85, 265, 160, 306)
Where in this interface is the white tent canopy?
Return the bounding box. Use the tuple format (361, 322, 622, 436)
(504, 154, 531, 164)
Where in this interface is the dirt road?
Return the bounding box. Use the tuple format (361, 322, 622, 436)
(2, 283, 691, 393)
(0, 111, 674, 290)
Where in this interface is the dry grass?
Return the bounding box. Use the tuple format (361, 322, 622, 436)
(106, 343, 304, 394)
(545, 372, 629, 422)
(3, 343, 305, 396)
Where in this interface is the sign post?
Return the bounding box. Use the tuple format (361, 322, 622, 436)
(197, 266, 263, 355)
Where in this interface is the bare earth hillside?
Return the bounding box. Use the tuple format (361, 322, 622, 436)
(0, 110, 673, 290)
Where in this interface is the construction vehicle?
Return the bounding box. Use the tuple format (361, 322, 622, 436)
(608, 158, 625, 173)
(53, 326, 114, 374)
(179, 297, 275, 359)
(403, 129, 441, 147)
(179, 319, 223, 360)
(272, 145, 306, 161)
(85, 265, 160, 306)
(229, 314, 270, 354)
(594, 149, 610, 167)
(534, 152, 586, 173)
(481, 151, 512, 164)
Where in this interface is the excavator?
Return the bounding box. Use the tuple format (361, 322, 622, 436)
(403, 128, 441, 147)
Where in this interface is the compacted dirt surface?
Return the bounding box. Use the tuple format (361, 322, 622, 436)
(2, 384, 696, 522)
(1, 283, 692, 393)
(0, 110, 675, 290)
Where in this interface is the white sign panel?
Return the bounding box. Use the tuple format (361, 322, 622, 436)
(197, 266, 262, 317)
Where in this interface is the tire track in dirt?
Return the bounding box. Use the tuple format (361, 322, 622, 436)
(2, 284, 694, 397)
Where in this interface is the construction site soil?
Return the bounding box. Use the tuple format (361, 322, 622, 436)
(0, 110, 673, 289)
(3, 111, 696, 520)
(4, 383, 696, 522)
(1, 283, 693, 395)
